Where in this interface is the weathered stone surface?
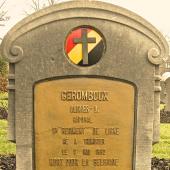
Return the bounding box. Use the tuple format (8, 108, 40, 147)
(165, 78, 170, 111)
(0, 0, 169, 170)
(160, 80, 167, 105)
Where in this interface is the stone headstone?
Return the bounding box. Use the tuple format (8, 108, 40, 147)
(160, 80, 167, 105)
(160, 72, 170, 111)
(165, 78, 170, 111)
(0, 1, 169, 170)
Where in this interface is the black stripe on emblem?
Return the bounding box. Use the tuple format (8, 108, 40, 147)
(78, 40, 104, 66)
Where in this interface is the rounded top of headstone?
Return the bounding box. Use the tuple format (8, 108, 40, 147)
(0, 0, 169, 64)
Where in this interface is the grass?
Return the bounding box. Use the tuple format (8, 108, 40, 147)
(160, 104, 166, 111)
(0, 92, 8, 109)
(152, 124, 170, 159)
(0, 92, 8, 99)
(0, 120, 16, 155)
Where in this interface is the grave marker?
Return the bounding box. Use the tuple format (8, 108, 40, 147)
(165, 78, 170, 111)
(0, 1, 169, 170)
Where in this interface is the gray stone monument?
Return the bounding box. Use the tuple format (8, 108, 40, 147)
(160, 57, 170, 107)
(160, 80, 167, 105)
(160, 72, 170, 111)
(165, 77, 170, 111)
(0, 1, 169, 170)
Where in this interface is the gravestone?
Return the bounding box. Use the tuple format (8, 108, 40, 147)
(165, 78, 170, 111)
(0, 1, 169, 170)
(160, 72, 170, 111)
(160, 80, 167, 105)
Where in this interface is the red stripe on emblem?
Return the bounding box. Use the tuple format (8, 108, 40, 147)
(66, 29, 81, 53)
(66, 28, 92, 53)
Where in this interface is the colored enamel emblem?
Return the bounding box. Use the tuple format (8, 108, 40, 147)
(65, 27, 105, 66)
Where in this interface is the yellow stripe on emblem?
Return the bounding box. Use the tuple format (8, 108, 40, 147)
(68, 44, 83, 64)
(68, 30, 102, 64)
(88, 30, 102, 53)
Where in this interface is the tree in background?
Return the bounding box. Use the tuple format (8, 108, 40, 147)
(0, 0, 9, 92)
(0, 0, 9, 38)
(0, 55, 8, 92)
(25, 0, 57, 14)
(31, 0, 55, 10)
(0, 0, 7, 25)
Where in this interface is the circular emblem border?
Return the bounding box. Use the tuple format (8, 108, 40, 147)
(65, 26, 106, 67)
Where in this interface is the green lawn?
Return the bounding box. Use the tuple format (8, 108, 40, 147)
(0, 120, 16, 154)
(0, 92, 8, 109)
(152, 124, 170, 159)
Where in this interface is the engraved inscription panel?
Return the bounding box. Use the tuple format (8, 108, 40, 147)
(34, 78, 135, 170)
